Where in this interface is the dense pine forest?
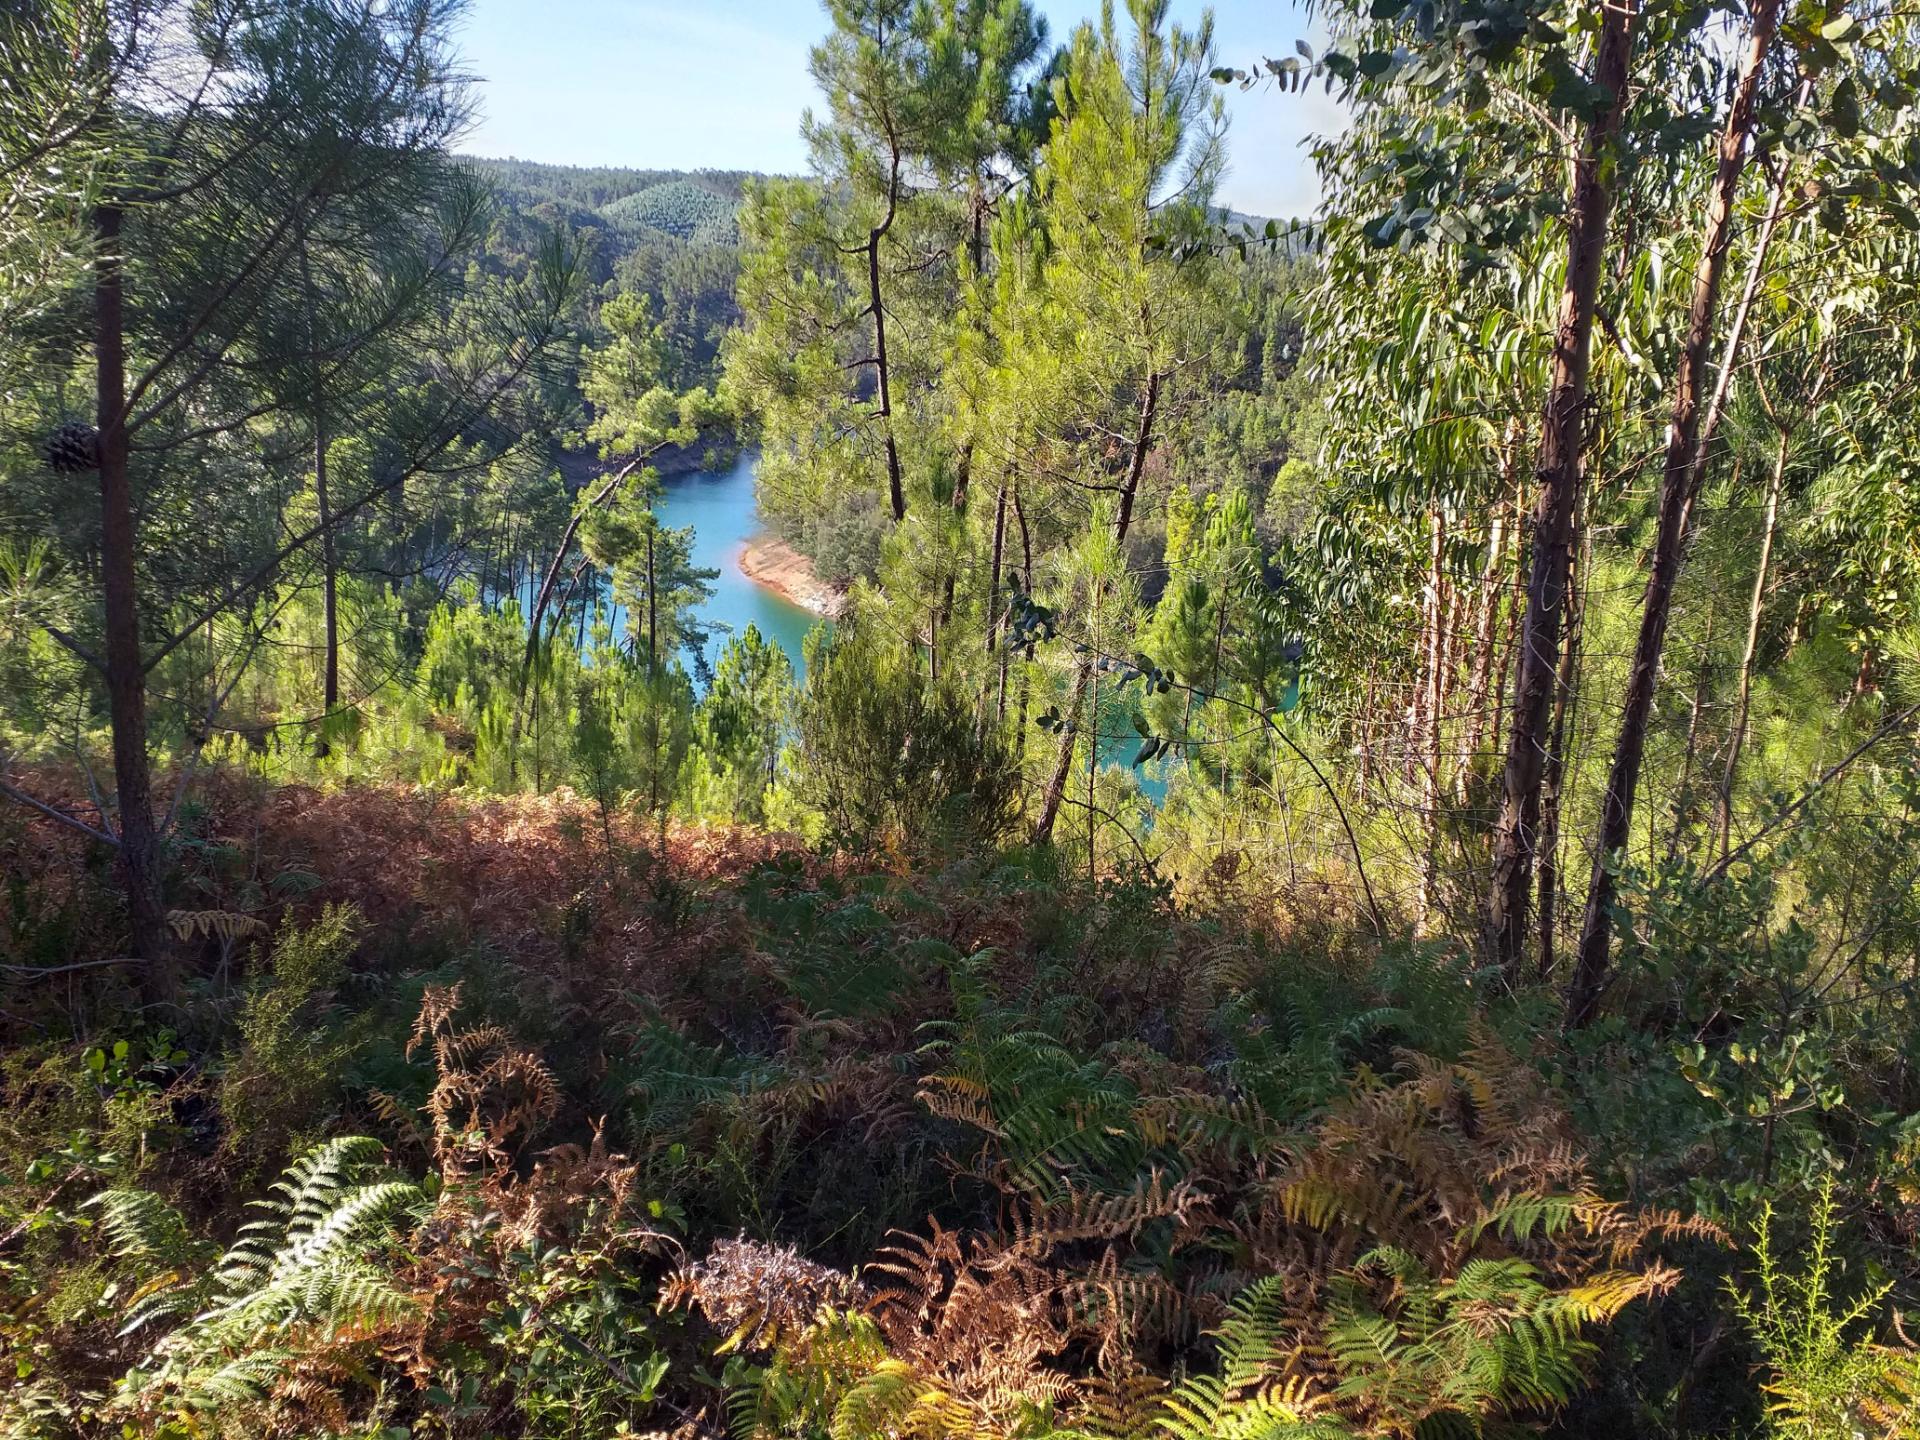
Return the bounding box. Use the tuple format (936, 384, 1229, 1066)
(5, 0, 1920, 1435)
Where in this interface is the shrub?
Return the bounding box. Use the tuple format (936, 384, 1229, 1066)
(218, 905, 365, 1173)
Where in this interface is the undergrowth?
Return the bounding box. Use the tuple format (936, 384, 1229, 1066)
(0, 782, 1909, 1438)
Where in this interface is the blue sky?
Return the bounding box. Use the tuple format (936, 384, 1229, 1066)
(453, 0, 1339, 219)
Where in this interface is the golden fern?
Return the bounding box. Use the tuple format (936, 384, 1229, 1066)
(167, 908, 267, 942)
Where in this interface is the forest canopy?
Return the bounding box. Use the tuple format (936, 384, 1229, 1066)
(5, 0, 1920, 1437)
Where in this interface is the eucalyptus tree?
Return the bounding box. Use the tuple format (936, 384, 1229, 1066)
(1568, 5, 1920, 1024)
(1230, 0, 1659, 951)
(1, 0, 575, 998)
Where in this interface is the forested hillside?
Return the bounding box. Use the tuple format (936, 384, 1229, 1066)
(6, 1, 1920, 1437)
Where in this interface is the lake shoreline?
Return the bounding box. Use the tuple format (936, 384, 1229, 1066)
(739, 535, 846, 620)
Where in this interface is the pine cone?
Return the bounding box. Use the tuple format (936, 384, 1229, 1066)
(42, 420, 101, 473)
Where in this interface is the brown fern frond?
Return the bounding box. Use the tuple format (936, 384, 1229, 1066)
(406, 981, 463, 1061)
(917, 1073, 1004, 1135)
(167, 908, 267, 943)
(665, 1237, 857, 1354)
(999, 1171, 1206, 1261)
(1078, 1366, 1171, 1438)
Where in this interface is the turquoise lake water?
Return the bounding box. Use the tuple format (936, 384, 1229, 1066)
(653, 449, 823, 680)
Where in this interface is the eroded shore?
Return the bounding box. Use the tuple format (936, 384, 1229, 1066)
(738, 535, 846, 619)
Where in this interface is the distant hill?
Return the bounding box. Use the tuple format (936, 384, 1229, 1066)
(600, 179, 740, 245)
(464, 157, 757, 253)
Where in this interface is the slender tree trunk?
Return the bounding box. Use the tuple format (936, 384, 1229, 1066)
(868, 140, 906, 522)
(1718, 426, 1788, 859)
(297, 236, 339, 746)
(513, 450, 673, 760)
(1419, 510, 1448, 926)
(1032, 668, 1091, 845)
(95, 204, 170, 999)
(1460, 457, 1513, 798)
(986, 477, 1010, 635)
(1568, 0, 1780, 1029)
(1853, 647, 1878, 699)
(1668, 616, 1715, 859)
(1115, 369, 1161, 545)
(1491, 537, 1521, 774)
(1680, 147, 1794, 539)
(985, 476, 1008, 707)
(1536, 526, 1584, 979)
(1037, 364, 1163, 843)
(645, 525, 658, 677)
(315, 419, 338, 709)
(1012, 485, 1034, 765)
(1087, 588, 1099, 882)
(1357, 672, 1376, 805)
(1486, 0, 1639, 972)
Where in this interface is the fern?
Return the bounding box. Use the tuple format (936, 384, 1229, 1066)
(1322, 1244, 1623, 1431)
(102, 1136, 427, 1425)
(918, 1011, 1153, 1198)
(87, 1188, 219, 1333)
(1155, 1278, 1348, 1439)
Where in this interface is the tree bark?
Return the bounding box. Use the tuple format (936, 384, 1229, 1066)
(1011, 484, 1034, 765)
(1536, 524, 1584, 979)
(645, 524, 658, 677)
(95, 204, 171, 1000)
(1036, 360, 1164, 845)
(1459, 446, 1514, 799)
(1567, 0, 1780, 1029)
(868, 139, 906, 522)
(986, 478, 1009, 727)
(1032, 666, 1091, 845)
(1115, 369, 1161, 546)
(1485, 0, 1639, 973)
(1418, 509, 1448, 926)
(985, 478, 1008, 657)
(297, 235, 339, 744)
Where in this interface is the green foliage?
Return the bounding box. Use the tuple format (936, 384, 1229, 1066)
(1156, 1279, 1348, 1439)
(218, 906, 366, 1173)
(797, 621, 1018, 850)
(691, 624, 797, 822)
(1732, 1179, 1920, 1437)
(599, 178, 741, 245)
(97, 1136, 426, 1426)
(481, 1233, 672, 1438)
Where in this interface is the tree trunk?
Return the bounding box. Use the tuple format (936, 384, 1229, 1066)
(645, 525, 658, 677)
(1567, 0, 1780, 1029)
(1419, 509, 1448, 926)
(1115, 370, 1161, 545)
(868, 141, 906, 523)
(1485, 0, 1639, 973)
(985, 477, 1008, 657)
(1536, 524, 1584, 979)
(1668, 616, 1715, 860)
(297, 236, 340, 745)
(1036, 361, 1164, 844)
(315, 418, 338, 708)
(1459, 460, 1512, 799)
(1032, 667, 1091, 846)
(95, 204, 170, 1000)
(1012, 485, 1034, 765)
(984, 478, 1009, 729)
(1718, 426, 1788, 859)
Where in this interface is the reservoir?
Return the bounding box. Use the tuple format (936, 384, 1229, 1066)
(654, 449, 822, 680)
